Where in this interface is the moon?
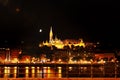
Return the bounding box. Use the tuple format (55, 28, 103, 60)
(39, 29, 42, 32)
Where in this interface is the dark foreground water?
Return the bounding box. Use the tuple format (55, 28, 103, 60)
(0, 62, 120, 78)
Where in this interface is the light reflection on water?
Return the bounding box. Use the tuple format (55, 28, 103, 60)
(4, 67, 10, 78)
(14, 67, 17, 78)
(25, 67, 29, 77)
(2, 66, 62, 78)
(0, 63, 119, 78)
(58, 67, 62, 78)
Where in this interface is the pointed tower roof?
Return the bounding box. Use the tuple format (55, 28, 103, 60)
(49, 26, 53, 43)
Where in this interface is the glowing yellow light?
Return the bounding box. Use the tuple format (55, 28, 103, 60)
(39, 26, 86, 49)
(16, 8, 20, 12)
(31, 67, 35, 77)
(39, 29, 42, 32)
(25, 67, 29, 77)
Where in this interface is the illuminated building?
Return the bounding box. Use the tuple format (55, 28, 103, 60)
(39, 26, 86, 49)
(0, 48, 6, 63)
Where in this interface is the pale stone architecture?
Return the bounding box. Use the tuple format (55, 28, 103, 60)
(39, 26, 86, 49)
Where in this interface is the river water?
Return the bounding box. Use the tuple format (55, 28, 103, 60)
(0, 66, 62, 78)
(0, 63, 120, 78)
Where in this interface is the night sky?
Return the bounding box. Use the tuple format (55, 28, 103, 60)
(0, 0, 120, 49)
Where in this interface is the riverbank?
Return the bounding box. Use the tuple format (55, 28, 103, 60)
(0, 78, 120, 80)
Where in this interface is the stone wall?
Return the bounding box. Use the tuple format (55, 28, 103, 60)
(0, 78, 120, 80)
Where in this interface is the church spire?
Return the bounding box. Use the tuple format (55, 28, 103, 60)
(49, 26, 53, 43)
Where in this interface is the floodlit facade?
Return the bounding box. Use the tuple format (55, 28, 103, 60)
(39, 26, 86, 49)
